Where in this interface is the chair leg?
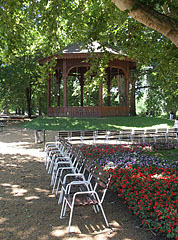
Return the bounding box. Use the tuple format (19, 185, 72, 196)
(60, 198, 67, 219)
(52, 168, 60, 194)
(58, 188, 64, 204)
(46, 156, 51, 170)
(48, 157, 54, 174)
(95, 193, 109, 227)
(55, 170, 63, 195)
(98, 203, 109, 227)
(68, 201, 75, 233)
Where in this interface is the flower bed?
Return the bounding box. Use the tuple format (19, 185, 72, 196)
(80, 144, 178, 239)
(109, 166, 178, 239)
(80, 144, 177, 169)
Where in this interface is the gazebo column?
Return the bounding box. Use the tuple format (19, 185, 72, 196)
(107, 68, 111, 106)
(48, 73, 51, 108)
(62, 59, 67, 107)
(55, 69, 60, 107)
(80, 72, 84, 107)
(126, 62, 130, 106)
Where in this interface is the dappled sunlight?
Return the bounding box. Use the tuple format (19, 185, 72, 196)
(153, 123, 170, 128)
(50, 224, 117, 240)
(0, 142, 45, 158)
(1, 183, 11, 187)
(11, 186, 27, 197)
(25, 195, 40, 200)
(2, 183, 28, 197)
(1, 123, 168, 240)
(0, 217, 8, 224)
(34, 187, 50, 194)
(50, 226, 69, 237)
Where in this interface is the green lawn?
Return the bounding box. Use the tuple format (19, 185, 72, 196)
(22, 115, 177, 165)
(22, 116, 174, 131)
(148, 148, 178, 163)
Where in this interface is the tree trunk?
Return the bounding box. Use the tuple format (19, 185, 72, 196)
(26, 87, 32, 118)
(38, 96, 42, 116)
(22, 107, 25, 115)
(17, 108, 21, 115)
(112, 0, 178, 47)
(129, 71, 136, 116)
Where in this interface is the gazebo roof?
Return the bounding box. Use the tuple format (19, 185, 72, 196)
(39, 42, 136, 70)
(62, 41, 125, 55)
(39, 41, 130, 63)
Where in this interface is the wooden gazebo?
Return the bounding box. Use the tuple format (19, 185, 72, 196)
(39, 42, 136, 117)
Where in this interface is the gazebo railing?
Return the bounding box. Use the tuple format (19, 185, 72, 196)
(48, 106, 129, 117)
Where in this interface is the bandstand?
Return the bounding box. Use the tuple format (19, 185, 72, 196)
(39, 42, 136, 117)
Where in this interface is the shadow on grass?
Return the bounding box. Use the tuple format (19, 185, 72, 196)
(22, 116, 174, 131)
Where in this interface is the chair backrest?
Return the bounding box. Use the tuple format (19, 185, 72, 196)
(168, 128, 176, 133)
(145, 128, 156, 134)
(91, 163, 111, 203)
(133, 129, 145, 135)
(156, 128, 168, 133)
(58, 131, 69, 139)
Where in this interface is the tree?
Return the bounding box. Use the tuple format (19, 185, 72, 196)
(112, 0, 178, 47)
(0, 55, 46, 117)
(0, 0, 177, 116)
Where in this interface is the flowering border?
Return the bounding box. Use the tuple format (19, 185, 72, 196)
(80, 144, 178, 239)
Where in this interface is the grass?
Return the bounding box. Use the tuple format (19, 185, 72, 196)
(148, 148, 178, 163)
(22, 116, 174, 131)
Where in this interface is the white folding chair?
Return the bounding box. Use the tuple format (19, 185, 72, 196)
(57, 158, 94, 205)
(60, 163, 111, 233)
(51, 149, 81, 193)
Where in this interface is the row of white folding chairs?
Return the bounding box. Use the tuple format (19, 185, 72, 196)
(45, 138, 111, 233)
(45, 138, 72, 174)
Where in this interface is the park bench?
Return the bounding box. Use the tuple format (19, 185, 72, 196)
(131, 129, 145, 143)
(58, 131, 83, 143)
(153, 128, 168, 143)
(118, 129, 133, 143)
(82, 130, 96, 144)
(165, 128, 178, 142)
(94, 130, 107, 143)
(106, 130, 119, 143)
(58, 131, 70, 140)
(142, 128, 156, 143)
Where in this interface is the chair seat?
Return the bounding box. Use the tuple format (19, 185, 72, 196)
(66, 193, 98, 206)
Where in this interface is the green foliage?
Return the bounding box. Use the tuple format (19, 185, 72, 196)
(0, 54, 47, 115)
(0, 0, 178, 116)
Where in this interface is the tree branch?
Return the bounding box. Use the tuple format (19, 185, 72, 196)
(136, 85, 157, 90)
(112, 0, 178, 47)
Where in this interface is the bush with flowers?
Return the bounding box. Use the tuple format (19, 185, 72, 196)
(80, 144, 178, 239)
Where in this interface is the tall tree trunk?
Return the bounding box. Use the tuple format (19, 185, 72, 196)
(38, 96, 42, 116)
(112, 0, 178, 47)
(17, 108, 21, 115)
(22, 107, 25, 115)
(26, 87, 32, 118)
(129, 71, 136, 116)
